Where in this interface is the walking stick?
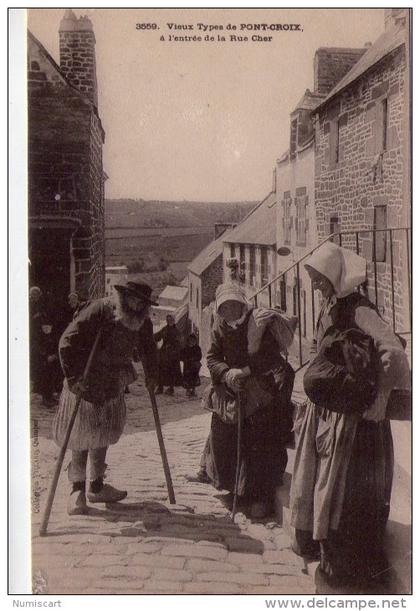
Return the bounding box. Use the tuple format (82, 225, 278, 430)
(146, 387, 176, 504)
(232, 388, 245, 522)
(39, 328, 103, 536)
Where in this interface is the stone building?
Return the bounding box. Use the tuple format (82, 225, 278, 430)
(312, 8, 410, 332)
(187, 231, 226, 337)
(275, 48, 366, 337)
(223, 192, 277, 307)
(28, 9, 106, 312)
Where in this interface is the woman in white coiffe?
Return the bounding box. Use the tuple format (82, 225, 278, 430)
(289, 242, 410, 591)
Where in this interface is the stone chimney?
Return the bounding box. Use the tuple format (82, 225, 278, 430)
(313, 47, 367, 96)
(59, 9, 98, 107)
(384, 8, 408, 30)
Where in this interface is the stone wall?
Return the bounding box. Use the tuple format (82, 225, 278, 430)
(188, 254, 227, 352)
(28, 33, 105, 302)
(314, 43, 410, 331)
(201, 255, 224, 307)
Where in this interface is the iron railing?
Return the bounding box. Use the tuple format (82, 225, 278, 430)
(249, 227, 411, 372)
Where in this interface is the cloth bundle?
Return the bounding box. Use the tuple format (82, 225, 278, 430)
(303, 327, 379, 415)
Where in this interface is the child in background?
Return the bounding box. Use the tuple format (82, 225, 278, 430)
(181, 334, 202, 397)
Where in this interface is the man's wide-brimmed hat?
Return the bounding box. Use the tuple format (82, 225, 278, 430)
(114, 281, 158, 305)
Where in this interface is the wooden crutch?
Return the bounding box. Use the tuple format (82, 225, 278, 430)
(146, 387, 176, 504)
(39, 328, 103, 536)
(232, 389, 245, 522)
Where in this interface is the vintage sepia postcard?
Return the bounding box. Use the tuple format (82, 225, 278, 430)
(9, 5, 412, 602)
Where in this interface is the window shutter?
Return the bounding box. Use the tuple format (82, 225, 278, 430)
(374, 101, 388, 154)
(329, 120, 338, 167)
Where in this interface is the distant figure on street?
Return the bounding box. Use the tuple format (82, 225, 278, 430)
(154, 314, 182, 396)
(53, 281, 158, 516)
(29, 286, 46, 394)
(36, 316, 63, 408)
(180, 333, 202, 397)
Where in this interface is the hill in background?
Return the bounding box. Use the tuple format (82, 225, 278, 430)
(105, 198, 258, 294)
(105, 199, 257, 228)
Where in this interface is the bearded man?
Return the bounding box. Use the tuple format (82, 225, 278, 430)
(53, 281, 158, 515)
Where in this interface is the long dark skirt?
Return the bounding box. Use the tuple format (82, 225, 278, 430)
(183, 362, 201, 388)
(158, 351, 182, 388)
(319, 419, 394, 586)
(202, 406, 287, 502)
(292, 403, 394, 587)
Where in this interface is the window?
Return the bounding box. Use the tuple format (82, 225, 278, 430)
(329, 215, 340, 244)
(336, 120, 341, 164)
(381, 98, 388, 152)
(302, 289, 307, 338)
(196, 288, 199, 310)
(260, 248, 269, 286)
(373, 205, 387, 262)
(329, 115, 345, 167)
(295, 191, 308, 246)
(282, 192, 292, 245)
(293, 283, 298, 316)
(249, 246, 256, 286)
(239, 244, 245, 268)
(230, 243, 235, 258)
(279, 276, 287, 311)
(190, 282, 193, 303)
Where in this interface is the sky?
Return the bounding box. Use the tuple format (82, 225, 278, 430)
(28, 8, 386, 202)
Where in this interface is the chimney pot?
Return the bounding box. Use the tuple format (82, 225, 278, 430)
(59, 9, 77, 32)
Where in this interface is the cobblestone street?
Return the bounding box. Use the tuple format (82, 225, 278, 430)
(31, 370, 315, 596)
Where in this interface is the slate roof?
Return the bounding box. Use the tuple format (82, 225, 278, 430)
(188, 231, 227, 276)
(222, 192, 276, 246)
(158, 285, 188, 302)
(292, 89, 325, 113)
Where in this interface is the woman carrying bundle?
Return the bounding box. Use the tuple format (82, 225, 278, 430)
(290, 242, 410, 591)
